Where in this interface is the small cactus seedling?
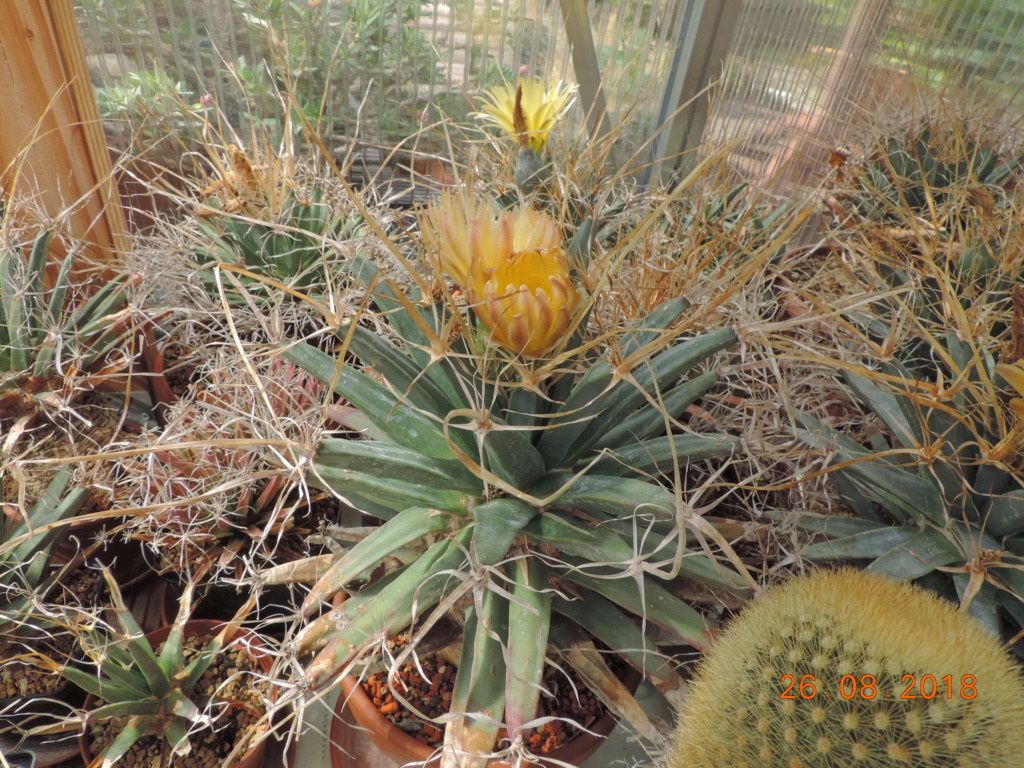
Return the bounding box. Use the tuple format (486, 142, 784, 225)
(668, 569, 1024, 768)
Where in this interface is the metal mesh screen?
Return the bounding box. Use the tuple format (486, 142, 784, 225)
(75, 0, 686, 167)
(708, 0, 1024, 191)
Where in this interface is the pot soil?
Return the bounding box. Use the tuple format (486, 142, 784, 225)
(331, 650, 637, 767)
(0, 568, 102, 724)
(79, 620, 274, 768)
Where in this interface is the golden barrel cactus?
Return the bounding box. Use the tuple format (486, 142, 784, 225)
(668, 569, 1024, 768)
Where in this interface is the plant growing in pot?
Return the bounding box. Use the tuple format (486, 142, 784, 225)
(1, 229, 141, 510)
(0, 467, 92, 725)
(269, 190, 762, 766)
(787, 268, 1024, 652)
(190, 144, 365, 307)
(117, 352, 333, 627)
(55, 570, 275, 768)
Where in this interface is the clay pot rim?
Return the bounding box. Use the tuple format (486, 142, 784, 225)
(330, 662, 641, 768)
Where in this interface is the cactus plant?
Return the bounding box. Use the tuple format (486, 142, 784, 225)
(268, 191, 753, 764)
(192, 147, 364, 304)
(0, 466, 90, 632)
(791, 356, 1024, 646)
(668, 569, 1024, 768)
(1, 231, 136, 407)
(61, 572, 271, 768)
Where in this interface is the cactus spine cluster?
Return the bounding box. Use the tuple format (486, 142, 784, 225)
(668, 569, 1024, 768)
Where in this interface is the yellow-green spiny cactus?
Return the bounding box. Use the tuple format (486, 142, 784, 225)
(668, 569, 1024, 768)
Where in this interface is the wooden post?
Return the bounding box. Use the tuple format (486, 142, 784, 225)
(0, 0, 128, 273)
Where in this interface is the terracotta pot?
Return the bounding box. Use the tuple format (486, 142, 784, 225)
(79, 620, 274, 768)
(331, 665, 638, 768)
(52, 516, 149, 590)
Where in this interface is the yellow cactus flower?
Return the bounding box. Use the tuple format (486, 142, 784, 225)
(420, 191, 486, 282)
(466, 206, 578, 358)
(477, 78, 577, 156)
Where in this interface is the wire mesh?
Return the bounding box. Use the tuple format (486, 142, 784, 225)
(707, 0, 1024, 192)
(74, 0, 685, 168)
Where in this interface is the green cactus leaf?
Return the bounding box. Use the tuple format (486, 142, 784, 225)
(347, 323, 467, 415)
(0, 248, 31, 372)
(844, 368, 924, 448)
(482, 419, 546, 490)
(565, 568, 711, 649)
(283, 340, 462, 461)
(521, 510, 635, 564)
(449, 589, 507, 759)
(593, 371, 720, 452)
(314, 438, 480, 492)
(864, 527, 962, 580)
(534, 472, 676, 520)
(303, 529, 472, 684)
(22, 232, 51, 346)
(44, 250, 75, 330)
(983, 490, 1024, 537)
(774, 510, 888, 538)
(304, 507, 458, 611)
(618, 297, 691, 358)
(309, 464, 469, 515)
(536, 360, 615, 467)
(953, 574, 1001, 636)
(472, 498, 538, 565)
(796, 411, 944, 524)
(801, 525, 935, 562)
(553, 591, 678, 688)
(590, 433, 740, 476)
(562, 328, 738, 464)
(504, 386, 544, 430)
(505, 558, 551, 738)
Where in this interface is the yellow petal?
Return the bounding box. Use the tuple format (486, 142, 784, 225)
(997, 361, 1024, 398)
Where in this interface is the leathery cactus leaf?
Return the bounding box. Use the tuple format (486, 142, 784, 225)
(282, 340, 463, 461)
(301, 507, 460, 616)
(505, 558, 551, 740)
(590, 433, 740, 476)
(309, 464, 469, 515)
(536, 360, 615, 467)
(618, 297, 691, 358)
(313, 438, 480, 492)
(445, 589, 508, 768)
(481, 419, 546, 490)
(346, 323, 467, 415)
(533, 472, 676, 520)
(303, 529, 472, 687)
(552, 592, 683, 697)
(593, 371, 721, 452)
(563, 328, 738, 463)
(521, 510, 636, 564)
(472, 498, 538, 565)
(565, 568, 712, 649)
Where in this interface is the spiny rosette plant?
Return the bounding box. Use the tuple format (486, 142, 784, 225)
(0, 466, 90, 632)
(190, 144, 364, 304)
(668, 569, 1024, 768)
(0, 230, 138, 414)
(59, 572, 269, 768)
(790, 321, 1024, 652)
(270, 191, 753, 765)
